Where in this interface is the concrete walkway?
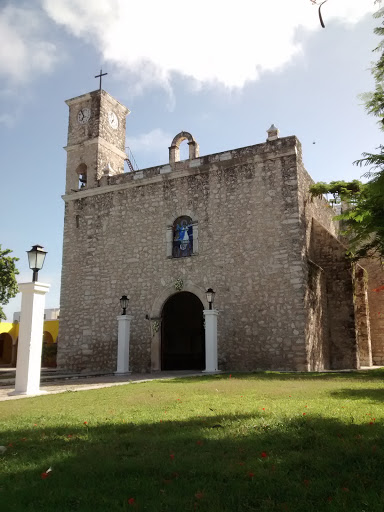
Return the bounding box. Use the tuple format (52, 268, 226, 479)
(0, 369, 203, 402)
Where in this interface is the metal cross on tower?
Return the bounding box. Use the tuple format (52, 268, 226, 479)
(95, 69, 108, 90)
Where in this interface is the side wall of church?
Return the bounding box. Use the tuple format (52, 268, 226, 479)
(297, 147, 359, 370)
(58, 137, 311, 372)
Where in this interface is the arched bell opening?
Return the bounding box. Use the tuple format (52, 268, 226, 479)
(75, 163, 87, 189)
(169, 131, 199, 164)
(161, 292, 205, 370)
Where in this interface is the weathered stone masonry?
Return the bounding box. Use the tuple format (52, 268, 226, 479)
(58, 88, 383, 373)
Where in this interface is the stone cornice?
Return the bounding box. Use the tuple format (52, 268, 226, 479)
(65, 92, 93, 106)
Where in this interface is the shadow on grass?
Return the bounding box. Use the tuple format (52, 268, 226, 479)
(330, 388, 384, 403)
(166, 367, 384, 385)
(1, 412, 384, 512)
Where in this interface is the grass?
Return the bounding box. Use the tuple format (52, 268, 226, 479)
(1, 370, 384, 511)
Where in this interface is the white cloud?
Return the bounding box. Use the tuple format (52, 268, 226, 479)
(41, 0, 375, 89)
(0, 4, 57, 84)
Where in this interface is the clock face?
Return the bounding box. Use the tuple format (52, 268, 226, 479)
(77, 108, 91, 124)
(108, 111, 118, 130)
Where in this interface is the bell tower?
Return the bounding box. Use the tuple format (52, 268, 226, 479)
(64, 89, 130, 193)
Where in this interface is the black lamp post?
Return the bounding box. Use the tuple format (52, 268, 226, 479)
(206, 288, 215, 310)
(27, 245, 47, 282)
(120, 295, 129, 315)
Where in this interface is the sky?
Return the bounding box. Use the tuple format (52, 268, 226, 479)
(0, 0, 381, 321)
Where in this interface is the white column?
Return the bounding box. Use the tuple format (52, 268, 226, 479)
(203, 309, 219, 373)
(10, 282, 50, 396)
(115, 315, 133, 374)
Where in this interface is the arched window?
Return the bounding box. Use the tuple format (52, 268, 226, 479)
(173, 216, 193, 258)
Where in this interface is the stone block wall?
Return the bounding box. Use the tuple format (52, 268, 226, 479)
(353, 265, 372, 366)
(308, 220, 358, 369)
(65, 90, 128, 193)
(295, 148, 366, 370)
(305, 260, 329, 371)
(60, 116, 380, 373)
(66, 90, 128, 151)
(58, 136, 311, 373)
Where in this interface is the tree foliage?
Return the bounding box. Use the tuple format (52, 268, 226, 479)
(0, 246, 19, 321)
(339, 174, 384, 260)
(310, 177, 384, 260)
(310, 6, 384, 261)
(359, 7, 384, 130)
(310, 180, 364, 205)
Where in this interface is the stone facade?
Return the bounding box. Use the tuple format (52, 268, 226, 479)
(58, 88, 383, 373)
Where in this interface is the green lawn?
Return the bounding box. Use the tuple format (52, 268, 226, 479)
(1, 371, 384, 511)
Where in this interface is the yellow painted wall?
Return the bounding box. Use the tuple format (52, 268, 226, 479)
(0, 322, 18, 341)
(43, 320, 59, 342)
(0, 320, 59, 343)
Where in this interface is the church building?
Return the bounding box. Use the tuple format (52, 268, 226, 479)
(57, 87, 384, 373)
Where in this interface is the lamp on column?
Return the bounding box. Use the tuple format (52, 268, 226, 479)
(206, 288, 215, 310)
(27, 245, 47, 282)
(120, 295, 129, 316)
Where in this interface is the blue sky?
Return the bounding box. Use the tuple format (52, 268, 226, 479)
(0, 0, 381, 320)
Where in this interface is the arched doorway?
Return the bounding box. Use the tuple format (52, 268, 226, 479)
(0, 333, 13, 365)
(162, 292, 205, 370)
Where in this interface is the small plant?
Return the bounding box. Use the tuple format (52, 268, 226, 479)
(174, 277, 184, 292)
(151, 320, 160, 335)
